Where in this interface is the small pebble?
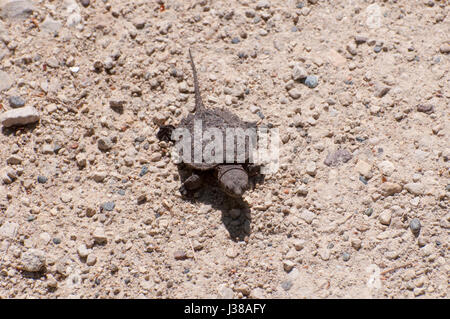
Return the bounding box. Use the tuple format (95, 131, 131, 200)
(9, 96, 25, 108)
(324, 149, 353, 167)
(77, 244, 90, 258)
(52, 237, 61, 245)
(139, 166, 148, 177)
(102, 201, 115, 211)
(354, 35, 368, 44)
(1, 106, 40, 128)
(379, 210, 392, 226)
(374, 46, 382, 53)
(410, 218, 421, 235)
(281, 280, 293, 291)
(174, 250, 187, 260)
(364, 208, 373, 216)
(21, 249, 46, 272)
(86, 254, 97, 266)
(93, 227, 107, 244)
(283, 260, 295, 272)
(417, 104, 434, 114)
(304, 75, 318, 88)
(37, 176, 48, 184)
(342, 252, 350, 261)
(231, 37, 240, 44)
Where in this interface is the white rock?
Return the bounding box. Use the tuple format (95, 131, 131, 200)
(288, 88, 302, 99)
(40, 15, 62, 34)
(293, 239, 305, 251)
(379, 210, 392, 225)
(60, 193, 72, 203)
(1, 106, 40, 127)
(300, 209, 316, 224)
(356, 159, 373, 179)
(0, 0, 35, 20)
(21, 249, 46, 272)
(305, 161, 317, 176)
(46, 274, 58, 288)
(404, 183, 425, 195)
(77, 244, 90, 258)
(0, 70, 13, 91)
(296, 185, 308, 196)
(292, 64, 307, 81)
(39, 232, 51, 245)
(93, 227, 107, 244)
(226, 247, 239, 258)
(250, 287, 266, 299)
(319, 248, 330, 261)
(91, 171, 107, 183)
(0, 166, 17, 184)
(69, 66, 80, 73)
(0, 221, 18, 238)
(217, 284, 234, 299)
(378, 160, 395, 176)
(42, 144, 54, 154)
(365, 3, 383, 29)
(421, 244, 433, 257)
(86, 253, 97, 266)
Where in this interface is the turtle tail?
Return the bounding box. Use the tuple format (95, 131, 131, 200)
(188, 48, 205, 112)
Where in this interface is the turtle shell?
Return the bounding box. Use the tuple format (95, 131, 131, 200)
(175, 107, 257, 170)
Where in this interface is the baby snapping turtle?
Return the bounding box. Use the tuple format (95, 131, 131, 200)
(157, 49, 259, 198)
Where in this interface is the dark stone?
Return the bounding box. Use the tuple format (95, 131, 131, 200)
(231, 37, 240, 44)
(417, 104, 434, 114)
(102, 202, 115, 211)
(9, 96, 25, 108)
(359, 176, 368, 185)
(80, 0, 90, 7)
(139, 166, 148, 177)
(37, 176, 48, 184)
(324, 149, 353, 167)
(409, 218, 421, 235)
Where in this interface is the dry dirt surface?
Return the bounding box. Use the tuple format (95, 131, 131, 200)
(0, 0, 449, 299)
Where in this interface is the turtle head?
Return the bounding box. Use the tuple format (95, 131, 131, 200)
(218, 165, 249, 198)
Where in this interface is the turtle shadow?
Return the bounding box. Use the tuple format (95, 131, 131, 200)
(1, 122, 39, 136)
(177, 165, 264, 242)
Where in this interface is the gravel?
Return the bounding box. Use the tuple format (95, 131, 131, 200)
(0, 0, 447, 300)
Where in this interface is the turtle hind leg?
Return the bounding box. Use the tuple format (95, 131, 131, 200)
(179, 173, 203, 197)
(157, 125, 175, 142)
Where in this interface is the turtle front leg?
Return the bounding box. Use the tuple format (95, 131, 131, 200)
(179, 173, 203, 196)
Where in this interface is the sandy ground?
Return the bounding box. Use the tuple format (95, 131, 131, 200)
(0, 0, 449, 298)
